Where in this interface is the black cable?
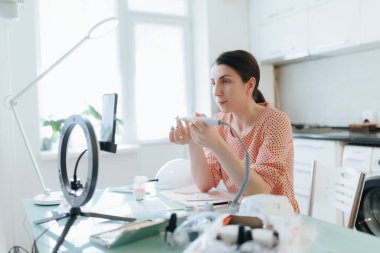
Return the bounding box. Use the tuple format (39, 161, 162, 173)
(73, 149, 88, 182)
(31, 221, 55, 253)
(7, 220, 53, 253)
(22, 215, 33, 249)
(7, 246, 30, 253)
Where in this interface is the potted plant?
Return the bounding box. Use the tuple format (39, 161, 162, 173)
(82, 104, 123, 132)
(40, 105, 123, 151)
(41, 116, 65, 151)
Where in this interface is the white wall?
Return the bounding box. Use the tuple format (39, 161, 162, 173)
(278, 48, 380, 126)
(0, 20, 14, 253)
(0, 1, 42, 250)
(193, 0, 256, 115)
(192, 0, 212, 116)
(248, 0, 276, 107)
(206, 0, 252, 114)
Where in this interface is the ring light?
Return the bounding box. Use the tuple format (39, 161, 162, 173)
(58, 115, 98, 208)
(34, 114, 135, 253)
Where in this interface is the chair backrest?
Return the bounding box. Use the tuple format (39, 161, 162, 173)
(334, 167, 365, 228)
(308, 161, 365, 228)
(307, 160, 317, 216)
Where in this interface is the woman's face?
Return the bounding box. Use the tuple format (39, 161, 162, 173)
(210, 64, 253, 113)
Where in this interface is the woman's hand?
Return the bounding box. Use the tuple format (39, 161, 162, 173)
(169, 118, 193, 145)
(190, 113, 222, 150)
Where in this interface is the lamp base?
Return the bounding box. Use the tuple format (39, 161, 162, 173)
(33, 191, 62, 206)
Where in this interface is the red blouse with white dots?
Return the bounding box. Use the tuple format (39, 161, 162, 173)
(205, 102, 300, 212)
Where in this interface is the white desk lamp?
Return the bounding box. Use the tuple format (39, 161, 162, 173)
(4, 17, 118, 205)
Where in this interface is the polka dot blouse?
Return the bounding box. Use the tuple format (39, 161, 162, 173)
(204, 103, 300, 212)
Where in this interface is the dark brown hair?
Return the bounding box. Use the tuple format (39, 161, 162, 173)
(214, 50, 266, 103)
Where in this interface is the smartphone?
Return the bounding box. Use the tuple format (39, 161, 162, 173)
(100, 93, 118, 143)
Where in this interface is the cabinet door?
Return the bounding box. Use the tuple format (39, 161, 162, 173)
(258, 0, 289, 24)
(282, 11, 309, 60)
(308, 0, 335, 8)
(308, 0, 360, 55)
(361, 0, 380, 44)
(258, 0, 308, 24)
(259, 12, 308, 61)
(294, 139, 342, 166)
(259, 21, 286, 60)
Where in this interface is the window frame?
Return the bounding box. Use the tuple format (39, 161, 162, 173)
(118, 0, 194, 144)
(36, 0, 194, 149)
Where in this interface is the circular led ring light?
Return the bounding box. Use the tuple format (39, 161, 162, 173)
(58, 115, 99, 208)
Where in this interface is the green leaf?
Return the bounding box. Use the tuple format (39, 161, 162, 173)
(41, 118, 65, 132)
(82, 105, 102, 120)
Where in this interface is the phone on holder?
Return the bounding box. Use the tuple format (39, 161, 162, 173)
(99, 93, 118, 153)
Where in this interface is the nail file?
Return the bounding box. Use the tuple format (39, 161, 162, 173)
(179, 117, 220, 127)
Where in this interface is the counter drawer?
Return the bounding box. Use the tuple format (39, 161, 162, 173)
(294, 139, 343, 166)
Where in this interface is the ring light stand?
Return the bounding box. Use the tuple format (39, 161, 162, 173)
(33, 115, 136, 253)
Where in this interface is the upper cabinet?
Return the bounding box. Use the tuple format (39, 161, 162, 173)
(256, 0, 378, 63)
(308, 0, 335, 8)
(361, 0, 380, 44)
(309, 0, 360, 55)
(260, 11, 308, 61)
(259, 0, 308, 24)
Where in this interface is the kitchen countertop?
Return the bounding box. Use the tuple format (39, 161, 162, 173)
(293, 127, 380, 146)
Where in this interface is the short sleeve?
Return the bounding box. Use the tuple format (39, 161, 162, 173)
(252, 113, 293, 190)
(205, 147, 222, 188)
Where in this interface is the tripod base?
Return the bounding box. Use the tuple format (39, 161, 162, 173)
(34, 207, 136, 252)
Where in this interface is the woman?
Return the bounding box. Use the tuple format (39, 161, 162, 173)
(169, 50, 299, 212)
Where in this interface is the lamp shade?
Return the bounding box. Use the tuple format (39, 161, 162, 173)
(0, 1, 19, 19)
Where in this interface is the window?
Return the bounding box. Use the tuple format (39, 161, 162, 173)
(128, 0, 187, 16)
(123, 0, 193, 141)
(38, 0, 121, 149)
(38, 0, 193, 148)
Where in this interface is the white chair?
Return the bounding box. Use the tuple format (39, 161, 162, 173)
(155, 158, 194, 190)
(307, 160, 317, 216)
(308, 161, 365, 228)
(334, 167, 365, 228)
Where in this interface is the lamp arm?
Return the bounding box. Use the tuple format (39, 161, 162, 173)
(3, 17, 118, 205)
(6, 36, 88, 195)
(219, 122, 250, 207)
(11, 104, 50, 194)
(10, 36, 88, 103)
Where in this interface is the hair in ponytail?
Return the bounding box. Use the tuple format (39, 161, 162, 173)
(214, 50, 266, 103)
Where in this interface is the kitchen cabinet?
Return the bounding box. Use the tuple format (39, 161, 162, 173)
(293, 139, 344, 223)
(341, 145, 372, 173)
(259, 19, 285, 60)
(361, 0, 380, 44)
(308, 0, 360, 55)
(308, 0, 335, 8)
(254, 0, 380, 63)
(258, 0, 308, 24)
(259, 11, 308, 61)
